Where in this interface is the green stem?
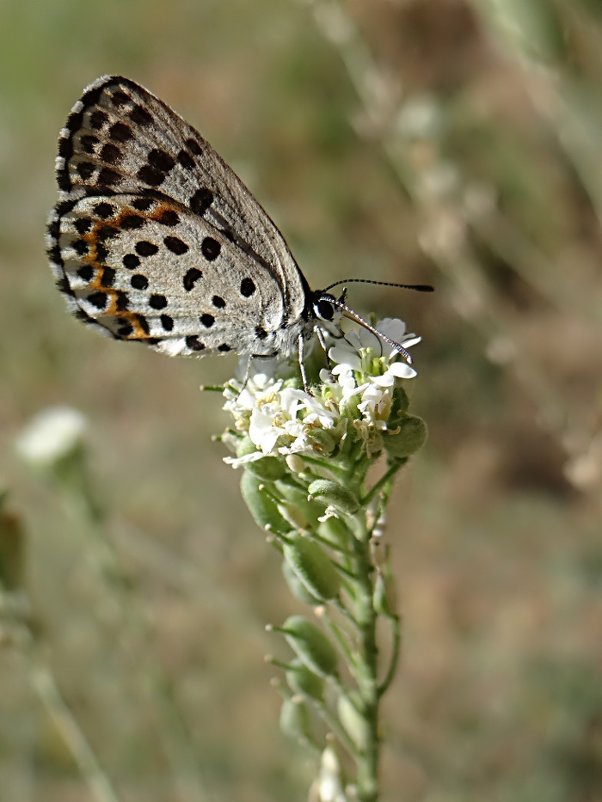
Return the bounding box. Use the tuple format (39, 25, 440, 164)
(29, 663, 121, 802)
(61, 471, 207, 802)
(349, 515, 380, 802)
(361, 460, 403, 507)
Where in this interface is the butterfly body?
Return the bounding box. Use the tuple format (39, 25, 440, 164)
(48, 75, 317, 360)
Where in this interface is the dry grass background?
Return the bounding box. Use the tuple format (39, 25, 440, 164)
(1, 1, 601, 800)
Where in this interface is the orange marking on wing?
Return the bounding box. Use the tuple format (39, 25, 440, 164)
(79, 206, 161, 340)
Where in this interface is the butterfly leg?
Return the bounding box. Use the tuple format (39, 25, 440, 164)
(244, 352, 279, 391)
(297, 333, 310, 393)
(238, 354, 253, 390)
(316, 326, 329, 354)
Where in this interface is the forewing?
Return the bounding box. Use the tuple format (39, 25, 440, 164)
(47, 75, 309, 353)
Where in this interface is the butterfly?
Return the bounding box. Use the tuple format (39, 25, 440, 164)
(47, 75, 431, 386)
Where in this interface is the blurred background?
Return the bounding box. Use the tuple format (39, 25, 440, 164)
(1, 1, 601, 800)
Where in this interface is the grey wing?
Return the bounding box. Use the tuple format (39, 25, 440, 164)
(49, 74, 309, 336)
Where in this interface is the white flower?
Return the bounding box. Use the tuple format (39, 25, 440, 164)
(329, 317, 420, 366)
(15, 407, 87, 467)
(222, 316, 421, 466)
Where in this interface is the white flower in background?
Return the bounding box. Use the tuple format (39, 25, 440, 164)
(223, 318, 420, 466)
(15, 406, 87, 467)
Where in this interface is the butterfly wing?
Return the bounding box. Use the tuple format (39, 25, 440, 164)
(47, 75, 310, 357)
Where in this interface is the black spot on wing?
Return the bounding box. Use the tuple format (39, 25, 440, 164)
(164, 236, 188, 255)
(137, 164, 165, 187)
(123, 254, 140, 269)
(148, 148, 175, 173)
(183, 268, 202, 291)
(131, 274, 148, 290)
(135, 241, 158, 257)
(240, 277, 256, 297)
(186, 335, 205, 351)
(201, 237, 220, 261)
(149, 294, 167, 310)
(189, 188, 213, 216)
(109, 122, 133, 142)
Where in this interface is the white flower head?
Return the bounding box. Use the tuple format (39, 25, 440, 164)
(222, 317, 421, 466)
(15, 406, 87, 467)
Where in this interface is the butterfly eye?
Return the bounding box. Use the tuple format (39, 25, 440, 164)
(315, 298, 335, 321)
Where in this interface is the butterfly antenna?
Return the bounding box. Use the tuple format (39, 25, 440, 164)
(322, 278, 434, 293)
(318, 294, 415, 363)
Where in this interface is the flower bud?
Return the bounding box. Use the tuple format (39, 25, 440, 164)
(282, 615, 339, 678)
(286, 658, 324, 701)
(240, 472, 290, 534)
(282, 533, 341, 602)
(285, 454, 306, 474)
(307, 480, 360, 515)
(235, 436, 256, 457)
(384, 415, 427, 459)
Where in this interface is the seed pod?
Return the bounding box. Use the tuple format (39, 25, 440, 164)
(384, 414, 427, 459)
(307, 480, 360, 515)
(318, 515, 352, 549)
(337, 693, 369, 750)
(244, 455, 286, 481)
(286, 658, 324, 701)
(275, 481, 323, 526)
(283, 533, 341, 602)
(279, 697, 315, 745)
(282, 559, 322, 606)
(240, 471, 290, 534)
(283, 615, 339, 678)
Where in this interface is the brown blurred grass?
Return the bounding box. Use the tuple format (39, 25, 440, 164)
(1, 1, 601, 800)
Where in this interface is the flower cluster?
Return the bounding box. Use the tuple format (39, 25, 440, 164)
(222, 318, 423, 467)
(219, 316, 428, 798)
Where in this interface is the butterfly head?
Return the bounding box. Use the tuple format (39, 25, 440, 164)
(310, 281, 432, 365)
(310, 291, 346, 338)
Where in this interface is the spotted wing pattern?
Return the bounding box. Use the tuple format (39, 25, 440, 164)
(47, 75, 310, 357)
